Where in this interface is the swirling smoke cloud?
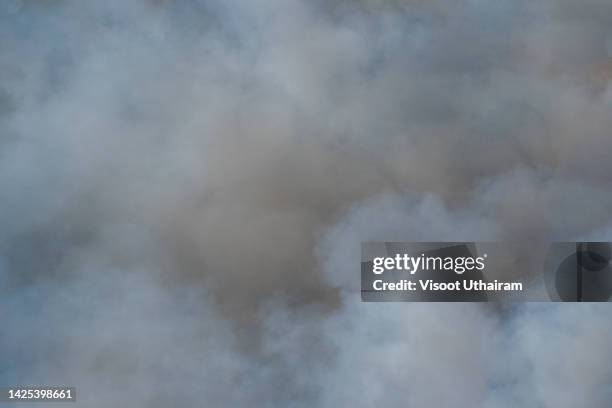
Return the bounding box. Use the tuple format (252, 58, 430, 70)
(1, 0, 612, 406)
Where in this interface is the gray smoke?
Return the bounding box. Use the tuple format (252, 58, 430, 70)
(1, 0, 612, 406)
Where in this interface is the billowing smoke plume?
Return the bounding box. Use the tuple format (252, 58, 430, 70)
(1, 0, 612, 406)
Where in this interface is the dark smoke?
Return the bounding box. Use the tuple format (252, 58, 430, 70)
(1, 0, 612, 406)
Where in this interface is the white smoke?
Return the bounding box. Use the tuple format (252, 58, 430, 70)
(1, 0, 612, 406)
